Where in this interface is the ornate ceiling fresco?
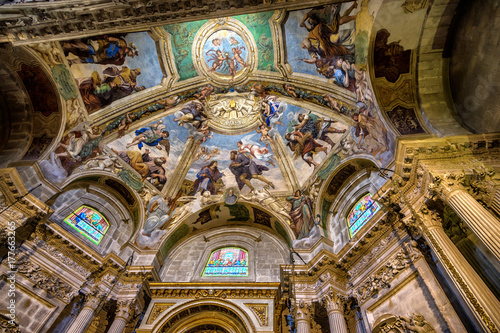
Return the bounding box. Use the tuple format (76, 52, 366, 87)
(0, 0, 438, 255)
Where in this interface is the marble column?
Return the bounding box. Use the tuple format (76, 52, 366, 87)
(108, 299, 135, 333)
(322, 292, 348, 333)
(419, 207, 500, 332)
(66, 289, 104, 333)
(296, 302, 312, 333)
(432, 174, 500, 262)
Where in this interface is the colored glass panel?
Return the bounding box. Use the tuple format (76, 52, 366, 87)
(347, 194, 380, 238)
(63, 205, 109, 245)
(202, 247, 248, 277)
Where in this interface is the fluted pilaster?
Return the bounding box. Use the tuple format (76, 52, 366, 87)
(67, 289, 105, 333)
(431, 172, 500, 262)
(420, 207, 500, 332)
(322, 290, 348, 333)
(108, 299, 136, 333)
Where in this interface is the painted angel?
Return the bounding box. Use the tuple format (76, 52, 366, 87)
(126, 120, 170, 154)
(237, 133, 277, 167)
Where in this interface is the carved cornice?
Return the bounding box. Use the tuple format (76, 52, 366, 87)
(0, 168, 52, 225)
(394, 134, 500, 191)
(0, 0, 346, 45)
(151, 287, 278, 299)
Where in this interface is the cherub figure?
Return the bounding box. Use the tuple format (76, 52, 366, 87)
(232, 46, 248, 69)
(117, 111, 138, 138)
(256, 124, 275, 146)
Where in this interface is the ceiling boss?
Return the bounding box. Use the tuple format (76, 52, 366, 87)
(205, 91, 262, 134)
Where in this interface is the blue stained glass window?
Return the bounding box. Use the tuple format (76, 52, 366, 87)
(347, 194, 380, 238)
(63, 205, 109, 245)
(202, 247, 248, 277)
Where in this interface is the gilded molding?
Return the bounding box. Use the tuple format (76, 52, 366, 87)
(245, 303, 269, 326)
(146, 303, 174, 325)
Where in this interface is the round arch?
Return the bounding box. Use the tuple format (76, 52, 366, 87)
(154, 299, 256, 333)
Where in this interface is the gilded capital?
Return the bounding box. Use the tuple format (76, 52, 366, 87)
(296, 300, 313, 321)
(419, 206, 443, 230)
(84, 287, 106, 310)
(321, 288, 345, 313)
(428, 171, 467, 201)
(115, 299, 137, 320)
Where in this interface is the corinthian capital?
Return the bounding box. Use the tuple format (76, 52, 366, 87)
(321, 288, 345, 313)
(428, 171, 467, 200)
(296, 300, 313, 320)
(84, 287, 106, 310)
(419, 206, 443, 230)
(115, 299, 137, 320)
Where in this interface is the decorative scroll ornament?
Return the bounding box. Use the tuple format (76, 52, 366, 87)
(205, 91, 262, 134)
(147, 303, 174, 325)
(245, 303, 268, 326)
(17, 258, 77, 303)
(351, 241, 421, 304)
(376, 313, 436, 332)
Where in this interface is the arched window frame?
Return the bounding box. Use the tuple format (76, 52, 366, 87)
(346, 193, 380, 239)
(63, 205, 110, 245)
(202, 247, 249, 277)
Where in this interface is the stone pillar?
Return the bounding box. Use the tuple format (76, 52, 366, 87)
(296, 301, 312, 333)
(108, 299, 135, 333)
(431, 172, 500, 262)
(355, 310, 365, 333)
(67, 289, 104, 333)
(419, 207, 500, 332)
(322, 292, 348, 333)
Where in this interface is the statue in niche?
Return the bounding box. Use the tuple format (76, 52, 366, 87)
(136, 195, 173, 249)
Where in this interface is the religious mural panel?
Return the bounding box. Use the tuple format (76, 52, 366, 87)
(108, 113, 189, 191)
(276, 102, 349, 185)
(61, 32, 163, 113)
(164, 11, 275, 82)
(184, 130, 288, 196)
(285, 2, 358, 89)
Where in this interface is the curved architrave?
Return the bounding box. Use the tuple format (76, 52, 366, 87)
(319, 157, 378, 205)
(50, 172, 145, 241)
(158, 225, 290, 283)
(177, 317, 239, 333)
(153, 299, 256, 333)
(154, 200, 295, 257)
(19, 45, 66, 163)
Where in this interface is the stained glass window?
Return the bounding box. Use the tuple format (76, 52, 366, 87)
(202, 247, 248, 277)
(63, 205, 109, 245)
(347, 193, 380, 238)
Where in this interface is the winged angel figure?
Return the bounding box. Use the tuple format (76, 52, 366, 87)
(238, 133, 277, 167)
